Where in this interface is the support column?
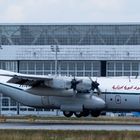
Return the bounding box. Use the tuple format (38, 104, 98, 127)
(101, 61, 106, 77)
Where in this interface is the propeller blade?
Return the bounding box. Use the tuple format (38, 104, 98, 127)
(71, 77, 82, 91)
(96, 87, 102, 95)
(89, 77, 101, 95)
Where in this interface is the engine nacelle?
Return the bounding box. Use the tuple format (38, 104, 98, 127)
(76, 80, 91, 92)
(45, 77, 92, 93)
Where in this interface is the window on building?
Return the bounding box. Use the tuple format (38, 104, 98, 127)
(2, 98, 9, 106)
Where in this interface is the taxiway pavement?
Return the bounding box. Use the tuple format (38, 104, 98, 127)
(0, 122, 140, 131)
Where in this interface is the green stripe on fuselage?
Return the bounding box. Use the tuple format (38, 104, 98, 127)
(0, 83, 23, 91)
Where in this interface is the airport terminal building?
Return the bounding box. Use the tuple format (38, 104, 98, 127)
(0, 23, 140, 115)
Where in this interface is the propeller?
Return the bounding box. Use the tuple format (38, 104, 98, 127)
(71, 77, 82, 91)
(89, 77, 101, 96)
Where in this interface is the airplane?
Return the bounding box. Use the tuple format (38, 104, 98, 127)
(0, 69, 140, 118)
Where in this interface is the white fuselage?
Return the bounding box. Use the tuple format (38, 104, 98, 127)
(0, 74, 140, 112)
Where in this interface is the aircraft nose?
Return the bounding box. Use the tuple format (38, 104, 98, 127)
(92, 96, 106, 109)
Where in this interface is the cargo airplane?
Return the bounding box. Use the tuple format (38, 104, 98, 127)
(0, 69, 140, 118)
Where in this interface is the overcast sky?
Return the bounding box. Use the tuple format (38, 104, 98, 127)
(0, 0, 140, 23)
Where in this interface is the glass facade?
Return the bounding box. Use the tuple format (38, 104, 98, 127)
(0, 61, 17, 72)
(0, 24, 140, 45)
(107, 61, 140, 76)
(19, 60, 100, 76)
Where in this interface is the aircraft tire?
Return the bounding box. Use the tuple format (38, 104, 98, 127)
(82, 110, 90, 117)
(74, 112, 83, 118)
(63, 111, 73, 117)
(91, 110, 100, 117)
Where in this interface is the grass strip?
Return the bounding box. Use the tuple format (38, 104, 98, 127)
(0, 130, 140, 140)
(4, 115, 140, 122)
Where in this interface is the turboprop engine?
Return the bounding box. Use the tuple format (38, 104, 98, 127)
(44, 77, 91, 93)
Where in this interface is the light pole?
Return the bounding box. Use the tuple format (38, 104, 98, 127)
(17, 60, 20, 115)
(0, 45, 2, 115)
(0, 93, 2, 116)
(51, 45, 60, 75)
(50, 45, 60, 116)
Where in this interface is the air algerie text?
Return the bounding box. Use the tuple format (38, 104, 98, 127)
(112, 85, 140, 90)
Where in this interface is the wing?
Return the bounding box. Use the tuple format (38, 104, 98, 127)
(0, 69, 53, 87)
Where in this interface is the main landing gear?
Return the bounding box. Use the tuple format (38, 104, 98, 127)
(90, 110, 101, 117)
(63, 110, 101, 118)
(63, 111, 73, 117)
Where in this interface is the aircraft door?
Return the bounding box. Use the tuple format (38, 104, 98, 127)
(41, 96, 50, 106)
